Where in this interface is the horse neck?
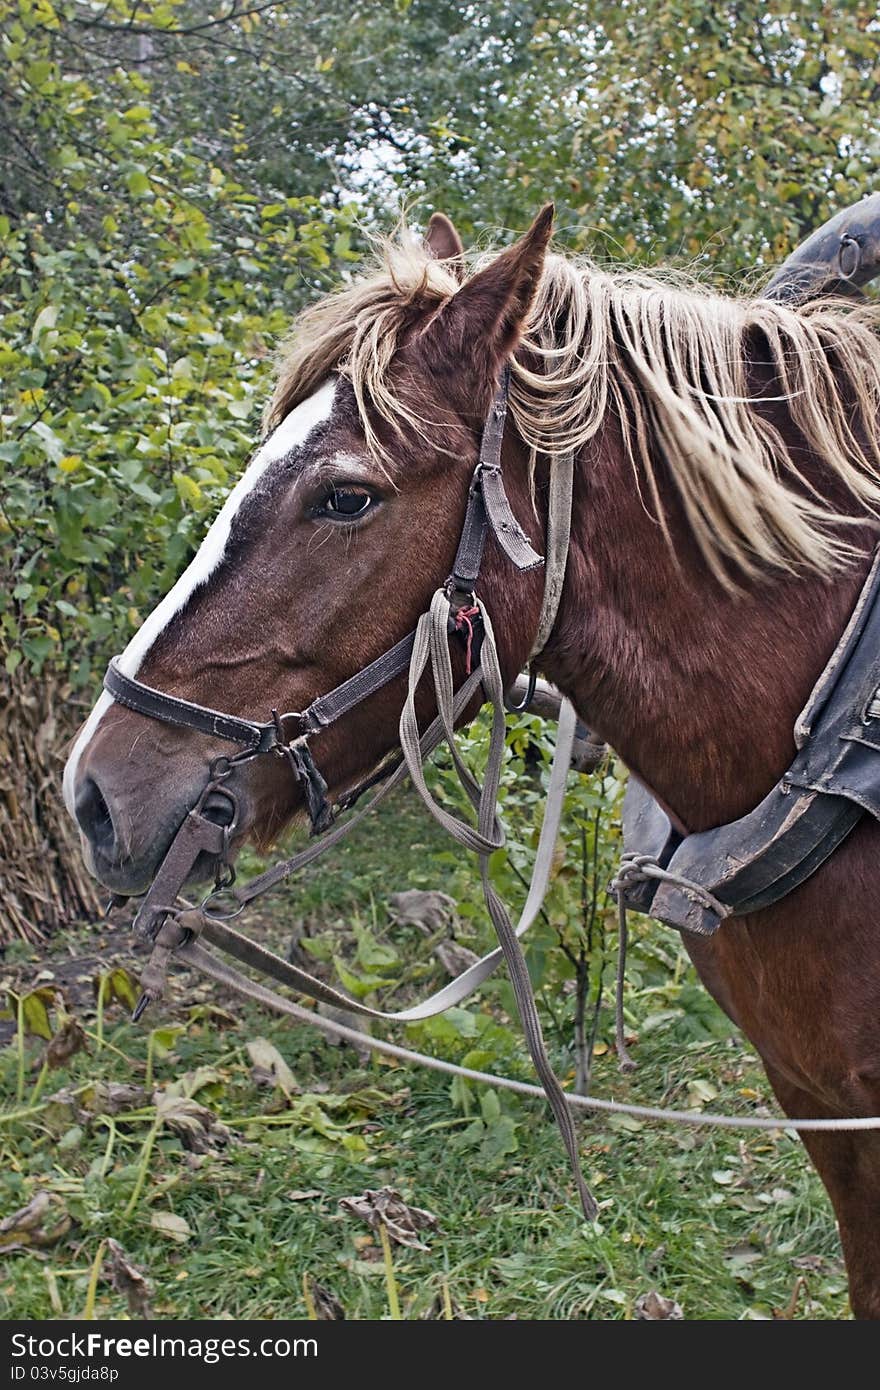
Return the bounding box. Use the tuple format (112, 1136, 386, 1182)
(538, 425, 871, 833)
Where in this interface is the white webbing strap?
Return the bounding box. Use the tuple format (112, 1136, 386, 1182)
(396, 589, 596, 1219)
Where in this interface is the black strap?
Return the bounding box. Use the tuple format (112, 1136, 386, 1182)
(450, 479, 489, 594)
(449, 366, 543, 595)
(105, 658, 283, 753)
(301, 631, 416, 732)
(105, 632, 418, 761)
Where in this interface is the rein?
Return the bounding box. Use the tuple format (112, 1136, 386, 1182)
(102, 365, 600, 1219)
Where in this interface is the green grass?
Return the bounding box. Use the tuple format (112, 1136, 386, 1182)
(0, 792, 847, 1321)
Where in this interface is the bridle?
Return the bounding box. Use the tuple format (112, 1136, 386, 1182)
(99, 364, 597, 1220)
(104, 364, 541, 848)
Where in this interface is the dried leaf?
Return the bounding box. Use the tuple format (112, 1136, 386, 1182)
(150, 1212, 191, 1244)
(154, 1089, 231, 1153)
(81, 1081, 150, 1116)
(246, 1038, 298, 1097)
(0, 1191, 72, 1255)
(687, 1078, 719, 1109)
(634, 1290, 684, 1320)
(387, 890, 457, 935)
(339, 1186, 439, 1250)
(45, 1016, 88, 1069)
(306, 1276, 345, 1320)
(724, 1240, 763, 1270)
(791, 1254, 826, 1272)
(104, 1239, 152, 1319)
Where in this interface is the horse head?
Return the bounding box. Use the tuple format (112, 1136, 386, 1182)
(64, 208, 556, 894)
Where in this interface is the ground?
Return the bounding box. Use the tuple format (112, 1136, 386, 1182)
(0, 792, 847, 1321)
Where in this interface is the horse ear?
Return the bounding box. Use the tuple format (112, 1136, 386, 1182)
(430, 204, 554, 371)
(425, 211, 464, 271)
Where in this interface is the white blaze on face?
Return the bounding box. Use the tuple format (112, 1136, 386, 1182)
(62, 379, 337, 818)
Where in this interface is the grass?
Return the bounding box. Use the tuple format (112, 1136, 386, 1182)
(0, 791, 848, 1321)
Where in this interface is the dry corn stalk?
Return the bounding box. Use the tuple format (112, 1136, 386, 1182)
(0, 672, 100, 944)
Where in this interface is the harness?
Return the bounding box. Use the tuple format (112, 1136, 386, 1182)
(85, 199, 880, 1215)
(101, 365, 598, 1220)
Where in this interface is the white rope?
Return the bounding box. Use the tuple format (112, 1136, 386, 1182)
(241, 989, 880, 1128)
(189, 868, 880, 1134)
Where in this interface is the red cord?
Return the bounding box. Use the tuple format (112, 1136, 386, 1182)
(453, 604, 481, 675)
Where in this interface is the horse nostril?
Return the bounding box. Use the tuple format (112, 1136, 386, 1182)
(75, 776, 117, 855)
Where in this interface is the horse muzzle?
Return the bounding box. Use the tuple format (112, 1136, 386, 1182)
(71, 757, 244, 896)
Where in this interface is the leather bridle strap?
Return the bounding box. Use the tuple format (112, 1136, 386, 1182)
(449, 364, 543, 595)
(105, 631, 419, 754)
(104, 655, 279, 754)
(109, 362, 597, 1220)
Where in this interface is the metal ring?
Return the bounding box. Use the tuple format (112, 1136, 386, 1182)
(504, 667, 537, 713)
(837, 233, 862, 283)
(195, 778, 239, 830)
(201, 885, 245, 920)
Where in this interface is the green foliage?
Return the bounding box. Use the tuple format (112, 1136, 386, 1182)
(1, 0, 871, 1310)
(0, 0, 358, 685)
(312, 0, 880, 274)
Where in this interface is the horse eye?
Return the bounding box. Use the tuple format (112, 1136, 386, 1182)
(322, 487, 374, 520)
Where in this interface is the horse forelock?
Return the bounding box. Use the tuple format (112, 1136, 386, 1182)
(271, 225, 880, 585)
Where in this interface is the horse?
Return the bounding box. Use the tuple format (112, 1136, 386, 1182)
(64, 204, 880, 1317)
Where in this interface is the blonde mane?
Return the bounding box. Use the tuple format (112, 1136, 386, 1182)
(270, 230, 880, 584)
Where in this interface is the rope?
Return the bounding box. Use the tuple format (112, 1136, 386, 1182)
(608, 854, 733, 1081)
(610, 852, 731, 921)
(173, 946, 880, 1135)
(614, 891, 636, 1073)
